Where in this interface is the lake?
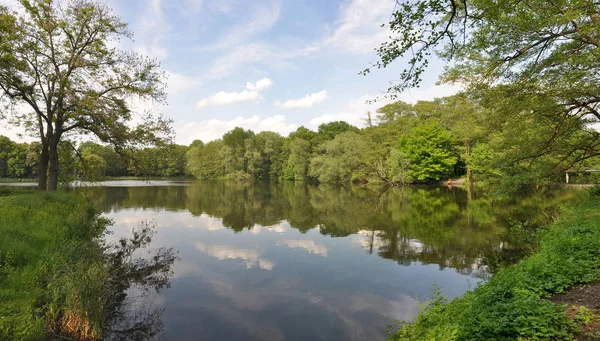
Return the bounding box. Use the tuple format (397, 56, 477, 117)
(71, 181, 583, 340)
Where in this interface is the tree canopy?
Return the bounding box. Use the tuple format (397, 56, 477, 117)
(363, 0, 600, 187)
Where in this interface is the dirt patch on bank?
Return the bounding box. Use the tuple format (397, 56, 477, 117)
(550, 281, 600, 340)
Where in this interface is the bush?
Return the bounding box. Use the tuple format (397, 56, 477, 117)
(588, 181, 600, 197)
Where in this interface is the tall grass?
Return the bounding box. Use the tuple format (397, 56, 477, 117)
(0, 190, 175, 340)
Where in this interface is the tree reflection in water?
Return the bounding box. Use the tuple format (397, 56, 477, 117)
(101, 221, 177, 341)
(85, 181, 584, 279)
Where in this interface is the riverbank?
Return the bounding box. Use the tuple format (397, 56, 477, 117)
(388, 193, 600, 340)
(0, 190, 110, 339)
(0, 189, 175, 340)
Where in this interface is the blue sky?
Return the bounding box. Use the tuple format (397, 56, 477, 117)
(0, 0, 460, 145)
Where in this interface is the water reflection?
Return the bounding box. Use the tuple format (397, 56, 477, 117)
(101, 222, 177, 341)
(80, 181, 585, 341)
(195, 242, 275, 270)
(86, 181, 582, 274)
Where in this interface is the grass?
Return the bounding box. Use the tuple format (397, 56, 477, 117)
(0, 178, 37, 183)
(0, 189, 176, 340)
(0, 189, 110, 340)
(389, 194, 600, 341)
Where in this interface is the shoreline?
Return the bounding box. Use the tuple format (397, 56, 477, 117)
(389, 194, 600, 340)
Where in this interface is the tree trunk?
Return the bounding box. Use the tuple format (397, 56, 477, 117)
(38, 142, 49, 191)
(47, 136, 60, 191)
(465, 140, 473, 201)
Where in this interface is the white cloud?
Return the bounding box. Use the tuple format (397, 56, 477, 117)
(308, 94, 391, 128)
(201, 0, 394, 80)
(176, 114, 298, 145)
(195, 243, 275, 270)
(196, 78, 273, 109)
(275, 90, 328, 109)
(322, 0, 395, 54)
(276, 240, 328, 257)
(0, 124, 34, 142)
(166, 71, 201, 96)
(250, 223, 287, 234)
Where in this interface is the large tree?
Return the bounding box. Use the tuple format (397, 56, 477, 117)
(0, 0, 172, 190)
(363, 0, 600, 180)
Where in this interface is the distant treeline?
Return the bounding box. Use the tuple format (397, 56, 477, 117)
(187, 97, 470, 185)
(0, 136, 187, 181)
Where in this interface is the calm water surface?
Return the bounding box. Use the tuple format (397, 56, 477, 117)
(79, 180, 582, 341)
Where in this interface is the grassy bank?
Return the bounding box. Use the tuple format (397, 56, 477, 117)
(389, 195, 600, 341)
(0, 189, 175, 340)
(0, 190, 110, 339)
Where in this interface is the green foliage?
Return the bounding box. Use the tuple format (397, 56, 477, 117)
(365, 0, 600, 190)
(0, 136, 37, 179)
(186, 140, 225, 179)
(384, 149, 412, 185)
(588, 181, 600, 197)
(0, 191, 105, 338)
(309, 132, 373, 183)
(390, 197, 600, 341)
(0, 190, 175, 340)
(574, 306, 598, 327)
(401, 121, 457, 182)
(314, 121, 360, 145)
(284, 138, 311, 180)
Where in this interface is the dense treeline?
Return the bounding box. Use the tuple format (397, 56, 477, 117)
(186, 94, 600, 191)
(0, 137, 187, 181)
(185, 100, 466, 184)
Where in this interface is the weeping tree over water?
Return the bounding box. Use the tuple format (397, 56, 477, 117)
(0, 0, 172, 190)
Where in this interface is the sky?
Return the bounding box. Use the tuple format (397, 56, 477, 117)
(0, 0, 459, 145)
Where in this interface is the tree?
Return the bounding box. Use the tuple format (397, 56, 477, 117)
(375, 101, 415, 124)
(401, 121, 457, 182)
(252, 131, 284, 179)
(189, 139, 204, 148)
(0, 0, 172, 190)
(439, 94, 488, 186)
(223, 127, 254, 172)
(317, 121, 359, 140)
(288, 126, 317, 143)
(186, 140, 225, 179)
(363, 0, 600, 184)
(309, 132, 373, 183)
(284, 138, 311, 180)
(0, 135, 14, 177)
